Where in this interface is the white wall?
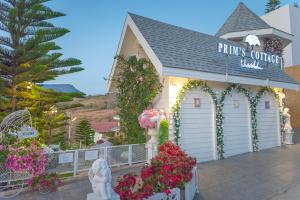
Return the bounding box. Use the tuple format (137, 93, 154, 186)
(261, 5, 300, 67)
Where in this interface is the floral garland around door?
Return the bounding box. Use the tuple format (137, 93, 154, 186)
(253, 87, 285, 145)
(172, 81, 285, 160)
(171, 80, 222, 157)
(219, 84, 258, 152)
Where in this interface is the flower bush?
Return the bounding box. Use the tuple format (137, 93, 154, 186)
(114, 141, 196, 200)
(27, 173, 61, 193)
(4, 141, 46, 176)
(138, 109, 160, 129)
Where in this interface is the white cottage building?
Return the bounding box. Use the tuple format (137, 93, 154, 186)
(108, 2, 299, 162)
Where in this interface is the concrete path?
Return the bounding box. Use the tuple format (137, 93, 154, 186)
(197, 130, 300, 200)
(6, 130, 300, 200)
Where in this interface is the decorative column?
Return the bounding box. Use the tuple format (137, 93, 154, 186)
(146, 128, 158, 163)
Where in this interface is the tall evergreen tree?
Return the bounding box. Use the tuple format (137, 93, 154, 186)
(0, 0, 84, 112)
(265, 0, 281, 13)
(74, 119, 94, 147)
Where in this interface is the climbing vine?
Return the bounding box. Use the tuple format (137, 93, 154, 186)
(170, 80, 221, 157)
(253, 87, 285, 144)
(115, 56, 162, 144)
(219, 84, 256, 153)
(172, 81, 285, 160)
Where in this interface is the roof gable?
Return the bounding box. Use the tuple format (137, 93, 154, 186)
(216, 2, 271, 37)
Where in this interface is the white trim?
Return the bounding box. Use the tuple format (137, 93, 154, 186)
(211, 97, 217, 160)
(108, 14, 164, 91)
(107, 15, 129, 91)
(275, 97, 282, 146)
(163, 67, 299, 90)
(220, 28, 293, 41)
(247, 100, 253, 152)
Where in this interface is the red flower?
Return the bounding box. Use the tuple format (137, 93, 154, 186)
(114, 141, 196, 199)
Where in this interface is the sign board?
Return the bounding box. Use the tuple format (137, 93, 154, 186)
(217, 35, 282, 70)
(85, 150, 98, 161)
(17, 126, 38, 139)
(59, 153, 74, 164)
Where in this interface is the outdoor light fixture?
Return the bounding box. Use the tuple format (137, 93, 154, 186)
(194, 98, 201, 108)
(265, 101, 270, 109)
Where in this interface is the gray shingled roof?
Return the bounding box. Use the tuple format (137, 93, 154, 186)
(216, 2, 271, 37)
(129, 12, 297, 85)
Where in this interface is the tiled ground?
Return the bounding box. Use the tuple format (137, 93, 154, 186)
(196, 129, 300, 200)
(9, 130, 300, 200)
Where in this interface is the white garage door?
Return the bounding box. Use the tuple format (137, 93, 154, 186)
(257, 94, 280, 150)
(223, 91, 251, 157)
(180, 89, 216, 162)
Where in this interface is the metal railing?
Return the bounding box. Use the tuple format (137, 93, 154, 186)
(45, 144, 146, 176)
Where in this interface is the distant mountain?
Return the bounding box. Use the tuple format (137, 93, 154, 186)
(40, 84, 82, 94)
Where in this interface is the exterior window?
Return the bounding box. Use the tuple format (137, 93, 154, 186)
(265, 101, 270, 109)
(194, 98, 200, 108)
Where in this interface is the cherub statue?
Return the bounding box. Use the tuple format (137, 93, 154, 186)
(87, 158, 120, 200)
(283, 108, 294, 145)
(283, 108, 293, 131)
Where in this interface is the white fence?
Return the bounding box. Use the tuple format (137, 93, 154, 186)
(45, 144, 147, 176)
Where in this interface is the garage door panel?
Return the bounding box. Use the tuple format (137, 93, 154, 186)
(257, 94, 279, 150)
(223, 92, 251, 158)
(180, 89, 215, 163)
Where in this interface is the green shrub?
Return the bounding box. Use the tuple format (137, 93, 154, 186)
(158, 119, 169, 147)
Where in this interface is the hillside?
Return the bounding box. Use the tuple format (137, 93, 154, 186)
(60, 94, 118, 140)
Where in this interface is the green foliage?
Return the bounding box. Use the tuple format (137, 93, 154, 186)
(74, 119, 94, 147)
(0, 0, 84, 112)
(158, 119, 169, 147)
(265, 0, 281, 13)
(52, 128, 67, 150)
(115, 56, 162, 144)
(172, 80, 285, 159)
(107, 135, 127, 146)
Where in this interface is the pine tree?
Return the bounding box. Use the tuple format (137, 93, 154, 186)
(0, 0, 84, 112)
(265, 0, 281, 13)
(52, 127, 67, 150)
(74, 119, 94, 147)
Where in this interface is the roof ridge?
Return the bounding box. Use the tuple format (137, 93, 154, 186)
(128, 12, 244, 47)
(216, 2, 271, 37)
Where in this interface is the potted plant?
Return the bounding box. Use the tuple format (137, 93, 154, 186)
(138, 109, 166, 161)
(114, 141, 197, 200)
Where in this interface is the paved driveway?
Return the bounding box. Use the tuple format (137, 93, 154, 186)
(7, 130, 300, 200)
(197, 130, 300, 200)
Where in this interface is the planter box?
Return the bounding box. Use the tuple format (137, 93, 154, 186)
(184, 167, 198, 200)
(145, 188, 180, 200)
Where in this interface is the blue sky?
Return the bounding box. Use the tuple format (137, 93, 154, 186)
(46, 0, 293, 95)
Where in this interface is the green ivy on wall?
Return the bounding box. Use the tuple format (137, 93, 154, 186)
(115, 56, 162, 144)
(172, 80, 285, 159)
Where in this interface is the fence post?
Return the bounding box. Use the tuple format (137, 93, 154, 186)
(128, 145, 132, 166)
(73, 150, 79, 177)
(104, 147, 108, 161)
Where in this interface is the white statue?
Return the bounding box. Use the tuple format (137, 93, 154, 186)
(87, 158, 120, 200)
(283, 108, 294, 145)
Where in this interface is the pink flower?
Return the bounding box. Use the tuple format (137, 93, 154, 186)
(138, 109, 164, 129)
(0, 144, 3, 151)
